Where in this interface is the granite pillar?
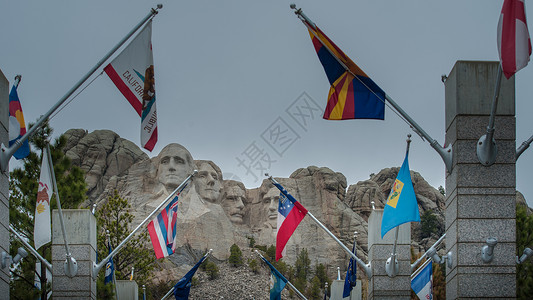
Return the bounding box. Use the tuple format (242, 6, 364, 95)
(0, 69, 10, 297)
(367, 209, 411, 299)
(52, 209, 97, 299)
(444, 61, 516, 299)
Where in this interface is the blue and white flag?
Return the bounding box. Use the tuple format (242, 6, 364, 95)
(260, 256, 288, 300)
(342, 239, 357, 298)
(411, 259, 433, 300)
(381, 150, 420, 238)
(104, 241, 114, 285)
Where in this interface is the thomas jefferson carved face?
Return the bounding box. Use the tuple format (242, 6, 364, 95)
(195, 161, 222, 203)
(262, 187, 279, 228)
(156, 144, 193, 192)
(222, 185, 246, 224)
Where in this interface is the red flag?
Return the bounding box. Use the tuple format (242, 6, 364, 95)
(498, 0, 532, 78)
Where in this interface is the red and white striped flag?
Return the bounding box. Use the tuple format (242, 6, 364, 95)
(147, 195, 179, 259)
(104, 20, 158, 151)
(498, 0, 532, 78)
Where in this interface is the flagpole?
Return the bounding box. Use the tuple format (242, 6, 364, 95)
(254, 250, 308, 300)
(8, 225, 52, 272)
(0, 4, 163, 172)
(93, 170, 197, 278)
(477, 65, 502, 166)
(160, 249, 212, 300)
(385, 135, 412, 277)
(107, 230, 120, 300)
(516, 133, 533, 160)
(411, 233, 447, 272)
(267, 175, 372, 278)
(289, 4, 453, 173)
(45, 141, 78, 277)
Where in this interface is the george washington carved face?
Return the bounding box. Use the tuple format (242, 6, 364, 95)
(156, 144, 194, 193)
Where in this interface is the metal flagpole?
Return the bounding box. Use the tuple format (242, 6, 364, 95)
(9, 225, 52, 272)
(516, 134, 533, 160)
(45, 141, 77, 277)
(254, 250, 308, 300)
(410, 233, 447, 272)
(477, 65, 502, 166)
(385, 135, 412, 277)
(107, 230, 120, 300)
(0, 4, 163, 172)
(160, 249, 212, 300)
(267, 176, 372, 278)
(92, 171, 197, 277)
(289, 4, 452, 173)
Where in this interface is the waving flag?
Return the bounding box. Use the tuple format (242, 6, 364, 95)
(260, 255, 288, 300)
(104, 241, 115, 285)
(173, 254, 208, 300)
(411, 259, 433, 300)
(342, 239, 357, 298)
(381, 150, 420, 238)
(105, 20, 158, 151)
(34, 148, 52, 250)
(305, 21, 385, 120)
(147, 195, 179, 259)
(498, 0, 532, 78)
(272, 182, 308, 261)
(8, 82, 30, 159)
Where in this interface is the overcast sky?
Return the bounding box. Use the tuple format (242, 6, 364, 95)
(2, 0, 532, 206)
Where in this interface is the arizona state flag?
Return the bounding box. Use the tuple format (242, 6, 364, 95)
(306, 22, 385, 120)
(105, 20, 158, 151)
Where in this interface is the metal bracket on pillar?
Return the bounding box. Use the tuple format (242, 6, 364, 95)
(64, 255, 78, 278)
(481, 237, 498, 263)
(477, 131, 498, 166)
(385, 255, 399, 277)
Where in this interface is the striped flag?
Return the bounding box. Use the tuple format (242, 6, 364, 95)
(104, 20, 158, 151)
(411, 259, 433, 300)
(147, 195, 179, 259)
(497, 0, 532, 78)
(8, 81, 30, 159)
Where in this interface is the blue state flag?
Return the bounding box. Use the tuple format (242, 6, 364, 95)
(261, 256, 288, 300)
(411, 259, 433, 300)
(381, 151, 420, 238)
(104, 241, 114, 285)
(342, 240, 357, 298)
(173, 254, 208, 300)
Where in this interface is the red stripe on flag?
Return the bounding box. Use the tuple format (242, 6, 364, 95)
(342, 77, 355, 119)
(147, 221, 165, 259)
(143, 127, 158, 151)
(104, 64, 142, 116)
(276, 201, 308, 261)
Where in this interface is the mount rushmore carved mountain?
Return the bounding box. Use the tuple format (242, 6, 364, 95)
(63, 128, 449, 280)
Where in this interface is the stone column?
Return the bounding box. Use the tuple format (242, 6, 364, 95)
(367, 209, 411, 299)
(52, 209, 97, 299)
(330, 279, 362, 300)
(444, 61, 516, 299)
(116, 280, 139, 299)
(0, 70, 10, 297)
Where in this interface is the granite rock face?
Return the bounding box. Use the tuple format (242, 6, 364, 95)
(63, 129, 447, 281)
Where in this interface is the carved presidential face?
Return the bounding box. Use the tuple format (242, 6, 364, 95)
(195, 162, 222, 203)
(222, 185, 246, 224)
(262, 187, 279, 228)
(156, 144, 193, 191)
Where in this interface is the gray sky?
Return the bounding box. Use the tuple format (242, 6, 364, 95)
(2, 0, 532, 206)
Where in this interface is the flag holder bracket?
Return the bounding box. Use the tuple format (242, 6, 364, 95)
(385, 255, 399, 277)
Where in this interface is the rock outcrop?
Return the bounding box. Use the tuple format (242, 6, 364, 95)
(63, 129, 448, 282)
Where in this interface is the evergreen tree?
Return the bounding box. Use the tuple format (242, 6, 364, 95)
(517, 204, 533, 299)
(293, 248, 311, 295)
(307, 276, 322, 300)
(229, 244, 243, 267)
(314, 263, 329, 288)
(249, 258, 259, 274)
(9, 122, 87, 300)
(95, 190, 155, 295)
(420, 210, 439, 239)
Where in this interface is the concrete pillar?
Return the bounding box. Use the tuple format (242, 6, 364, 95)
(116, 280, 139, 299)
(444, 61, 516, 299)
(52, 209, 97, 299)
(367, 209, 411, 299)
(330, 279, 362, 300)
(0, 69, 10, 297)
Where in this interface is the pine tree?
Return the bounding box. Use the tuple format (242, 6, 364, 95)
(229, 244, 243, 267)
(95, 190, 155, 295)
(517, 203, 533, 299)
